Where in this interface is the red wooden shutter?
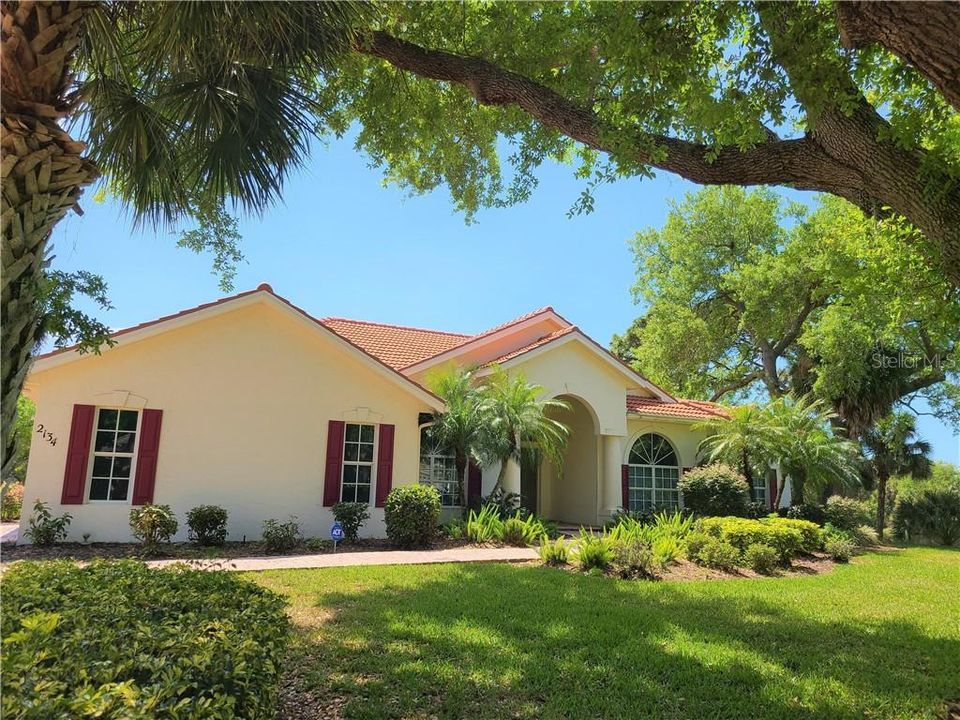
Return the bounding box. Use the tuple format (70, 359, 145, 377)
(375, 424, 395, 507)
(468, 461, 482, 507)
(61, 404, 96, 504)
(768, 471, 778, 510)
(131, 409, 163, 505)
(621, 464, 630, 510)
(323, 420, 345, 506)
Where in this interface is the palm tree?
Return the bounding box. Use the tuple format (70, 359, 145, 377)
(425, 365, 485, 517)
(477, 368, 570, 497)
(695, 404, 778, 493)
(1, 1, 369, 480)
(765, 394, 862, 506)
(862, 412, 932, 540)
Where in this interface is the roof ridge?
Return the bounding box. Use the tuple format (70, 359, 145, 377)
(321, 316, 471, 338)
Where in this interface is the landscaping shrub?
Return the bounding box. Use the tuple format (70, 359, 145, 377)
(892, 487, 960, 546)
(825, 535, 856, 563)
(849, 524, 879, 546)
(610, 539, 660, 579)
(24, 500, 71, 547)
(744, 501, 771, 519)
(1, 481, 24, 521)
(441, 520, 465, 540)
(331, 501, 370, 542)
(538, 537, 570, 566)
(677, 463, 750, 517)
(607, 510, 695, 547)
(129, 504, 178, 553)
(684, 531, 711, 560)
(773, 518, 824, 553)
(608, 505, 692, 527)
(694, 538, 741, 571)
(651, 535, 682, 566)
(501, 512, 547, 547)
(825, 495, 873, 531)
(465, 504, 504, 543)
(186, 504, 228, 546)
(575, 532, 613, 571)
(785, 503, 828, 526)
(261, 516, 301, 553)
(1, 560, 289, 719)
(744, 543, 778, 574)
(699, 516, 807, 563)
(384, 484, 441, 547)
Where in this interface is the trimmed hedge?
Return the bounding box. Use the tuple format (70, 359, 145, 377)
(2, 560, 290, 719)
(677, 463, 750, 517)
(384, 484, 441, 547)
(699, 516, 822, 563)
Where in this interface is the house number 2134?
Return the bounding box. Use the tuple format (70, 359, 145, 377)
(35, 423, 57, 447)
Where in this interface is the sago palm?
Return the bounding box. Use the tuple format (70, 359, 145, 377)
(477, 367, 570, 497)
(862, 412, 932, 540)
(1, 1, 369, 479)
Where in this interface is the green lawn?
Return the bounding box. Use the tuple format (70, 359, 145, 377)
(254, 548, 960, 720)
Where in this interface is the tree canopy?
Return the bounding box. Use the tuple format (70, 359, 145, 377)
(611, 186, 959, 432)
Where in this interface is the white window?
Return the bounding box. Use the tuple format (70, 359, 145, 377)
(753, 469, 773, 506)
(627, 433, 680, 510)
(341, 423, 375, 504)
(89, 408, 140, 502)
(418, 425, 461, 507)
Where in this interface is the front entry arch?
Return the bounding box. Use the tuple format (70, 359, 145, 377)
(538, 394, 599, 525)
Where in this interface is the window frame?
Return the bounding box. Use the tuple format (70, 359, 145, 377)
(418, 423, 462, 508)
(753, 468, 774, 506)
(626, 433, 681, 511)
(86, 407, 141, 504)
(340, 422, 377, 505)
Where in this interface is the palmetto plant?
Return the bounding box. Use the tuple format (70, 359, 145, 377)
(1, 1, 369, 480)
(476, 367, 570, 497)
(862, 412, 932, 540)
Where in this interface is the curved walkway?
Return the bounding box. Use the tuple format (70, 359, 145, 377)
(146, 545, 538, 572)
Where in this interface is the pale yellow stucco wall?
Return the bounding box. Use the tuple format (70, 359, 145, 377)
(20, 298, 433, 543)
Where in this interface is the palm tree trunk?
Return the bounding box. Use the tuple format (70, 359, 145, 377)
(741, 448, 754, 489)
(455, 453, 467, 518)
(876, 467, 889, 541)
(1, 1, 97, 481)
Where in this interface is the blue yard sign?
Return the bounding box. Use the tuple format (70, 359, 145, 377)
(330, 522, 345, 549)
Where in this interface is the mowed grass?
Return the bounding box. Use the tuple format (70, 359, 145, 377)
(254, 548, 959, 720)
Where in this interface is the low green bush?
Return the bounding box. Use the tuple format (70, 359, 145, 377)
(651, 535, 682, 566)
(684, 531, 711, 560)
(331, 501, 370, 542)
(129, 504, 178, 553)
(744, 543, 778, 574)
(1, 481, 24, 521)
(441, 520, 465, 540)
(538, 537, 570, 566)
(785, 503, 828, 526)
(384, 485, 441, 547)
(694, 538, 741, 571)
(825, 495, 873, 531)
(465, 504, 504, 543)
(575, 532, 613, 571)
(1, 560, 289, 719)
(773, 517, 824, 553)
(892, 487, 960, 546)
(610, 539, 660, 579)
(699, 516, 817, 563)
(24, 500, 72, 547)
(186, 504, 228, 546)
(261, 516, 301, 553)
(677, 463, 750, 517)
(825, 535, 856, 563)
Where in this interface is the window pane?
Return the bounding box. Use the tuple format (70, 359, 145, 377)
(357, 465, 371, 484)
(342, 465, 357, 484)
(115, 432, 136, 453)
(341, 484, 356, 503)
(98, 409, 118, 430)
(113, 456, 132, 478)
(109, 478, 129, 501)
(95, 431, 116, 453)
(358, 443, 374, 462)
(345, 424, 359, 442)
(344, 443, 359, 461)
(89, 477, 110, 500)
(356, 484, 370, 504)
(92, 455, 113, 477)
(118, 411, 138, 431)
(360, 424, 374, 443)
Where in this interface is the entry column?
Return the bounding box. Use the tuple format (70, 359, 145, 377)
(601, 434, 626, 523)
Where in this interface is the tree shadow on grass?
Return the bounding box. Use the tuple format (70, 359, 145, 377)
(281, 563, 959, 720)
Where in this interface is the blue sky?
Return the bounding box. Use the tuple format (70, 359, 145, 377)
(48, 136, 958, 463)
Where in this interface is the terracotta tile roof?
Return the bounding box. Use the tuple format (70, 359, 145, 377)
(320, 318, 471, 371)
(486, 326, 578, 365)
(626, 395, 730, 420)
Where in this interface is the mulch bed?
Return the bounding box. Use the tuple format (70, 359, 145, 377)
(0, 536, 471, 564)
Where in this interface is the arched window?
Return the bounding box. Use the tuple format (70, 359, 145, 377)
(627, 433, 680, 510)
(419, 425, 461, 508)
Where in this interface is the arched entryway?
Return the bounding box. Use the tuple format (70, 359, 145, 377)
(535, 394, 599, 525)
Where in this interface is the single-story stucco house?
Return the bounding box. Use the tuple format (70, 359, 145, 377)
(19, 284, 789, 543)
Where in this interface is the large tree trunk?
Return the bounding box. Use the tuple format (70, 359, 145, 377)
(1, 1, 97, 481)
(836, 1, 960, 112)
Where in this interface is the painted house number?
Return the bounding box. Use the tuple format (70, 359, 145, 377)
(35, 423, 57, 446)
